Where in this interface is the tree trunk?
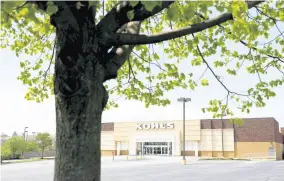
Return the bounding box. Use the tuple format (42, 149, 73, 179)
(54, 83, 107, 181)
(52, 3, 108, 181)
(41, 148, 44, 159)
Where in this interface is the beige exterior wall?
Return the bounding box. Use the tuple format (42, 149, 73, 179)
(101, 132, 116, 151)
(235, 142, 277, 159)
(199, 129, 234, 152)
(181, 120, 201, 141)
(101, 121, 283, 159)
(275, 142, 283, 160)
(222, 129, 235, 151)
(199, 129, 212, 151)
(112, 120, 201, 156)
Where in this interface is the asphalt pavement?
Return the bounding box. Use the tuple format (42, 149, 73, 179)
(1, 156, 284, 181)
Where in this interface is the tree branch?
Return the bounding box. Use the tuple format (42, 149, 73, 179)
(42, 40, 56, 91)
(28, 1, 48, 11)
(195, 8, 284, 64)
(251, 52, 263, 83)
(255, 7, 284, 22)
(96, 1, 174, 34)
(104, 1, 263, 46)
(103, 21, 141, 82)
(193, 34, 248, 97)
(132, 51, 166, 72)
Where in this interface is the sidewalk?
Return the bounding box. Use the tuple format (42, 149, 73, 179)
(102, 155, 199, 163)
(1, 157, 55, 164)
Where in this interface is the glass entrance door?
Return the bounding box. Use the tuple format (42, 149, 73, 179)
(145, 146, 153, 155)
(161, 147, 168, 155)
(143, 142, 172, 156)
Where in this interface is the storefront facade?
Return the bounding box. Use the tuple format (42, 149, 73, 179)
(101, 117, 284, 160)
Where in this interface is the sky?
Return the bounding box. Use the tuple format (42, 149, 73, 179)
(1, 6, 284, 137)
(1, 40, 283, 137)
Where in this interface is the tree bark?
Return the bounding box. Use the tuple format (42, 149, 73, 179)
(102, 1, 264, 46)
(52, 2, 108, 181)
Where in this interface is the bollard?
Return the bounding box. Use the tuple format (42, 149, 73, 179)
(140, 154, 142, 160)
(112, 151, 114, 161)
(126, 155, 128, 160)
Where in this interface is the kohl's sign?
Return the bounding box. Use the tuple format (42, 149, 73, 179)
(136, 122, 174, 130)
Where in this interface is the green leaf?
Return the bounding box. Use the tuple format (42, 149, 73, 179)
(20, 62, 25, 68)
(184, 6, 195, 20)
(142, 1, 162, 12)
(201, 79, 209, 86)
(88, 1, 99, 8)
(166, 5, 179, 21)
(46, 3, 59, 16)
(129, 1, 140, 7)
(127, 10, 134, 20)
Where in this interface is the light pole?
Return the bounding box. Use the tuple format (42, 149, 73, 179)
(23, 127, 28, 141)
(177, 97, 191, 165)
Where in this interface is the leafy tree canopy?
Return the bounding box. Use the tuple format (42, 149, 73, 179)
(1, 0, 284, 124)
(4, 136, 26, 154)
(35, 132, 53, 150)
(1, 141, 12, 159)
(26, 141, 39, 152)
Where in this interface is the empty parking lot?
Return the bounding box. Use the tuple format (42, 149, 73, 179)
(1, 156, 284, 181)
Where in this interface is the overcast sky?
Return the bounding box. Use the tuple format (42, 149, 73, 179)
(1, 41, 283, 137)
(1, 8, 283, 136)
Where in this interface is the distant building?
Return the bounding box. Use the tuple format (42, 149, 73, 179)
(100, 117, 284, 160)
(26, 135, 37, 141)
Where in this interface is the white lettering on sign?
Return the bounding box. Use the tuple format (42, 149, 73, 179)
(160, 123, 166, 129)
(136, 123, 175, 130)
(136, 124, 142, 130)
(167, 123, 174, 129)
(143, 123, 151, 129)
(151, 123, 159, 129)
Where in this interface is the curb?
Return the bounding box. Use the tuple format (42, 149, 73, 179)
(1, 157, 55, 165)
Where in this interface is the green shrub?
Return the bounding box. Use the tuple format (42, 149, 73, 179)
(15, 153, 21, 159)
(1, 142, 12, 160)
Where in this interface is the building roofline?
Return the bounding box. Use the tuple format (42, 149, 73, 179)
(102, 117, 277, 124)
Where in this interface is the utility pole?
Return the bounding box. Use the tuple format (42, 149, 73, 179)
(177, 97, 191, 165)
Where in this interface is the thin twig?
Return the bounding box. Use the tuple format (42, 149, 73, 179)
(192, 34, 249, 97)
(132, 51, 166, 72)
(108, 82, 130, 91)
(127, 57, 134, 82)
(14, 1, 29, 9)
(249, 50, 263, 82)
(221, 91, 230, 120)
(197, 67, 208, 82)
(42, 40, 56, 91)
(255, 7, 284, 39)
(260, 31, 284, 45)
(255, 7, 283, 22)
(196, 12, 284, 63)
(274, 22, 284, 39)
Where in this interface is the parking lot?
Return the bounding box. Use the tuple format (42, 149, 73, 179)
(1, 156, 284, 181)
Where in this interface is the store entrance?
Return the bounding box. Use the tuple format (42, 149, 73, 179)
(143, 142, 172, 156)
